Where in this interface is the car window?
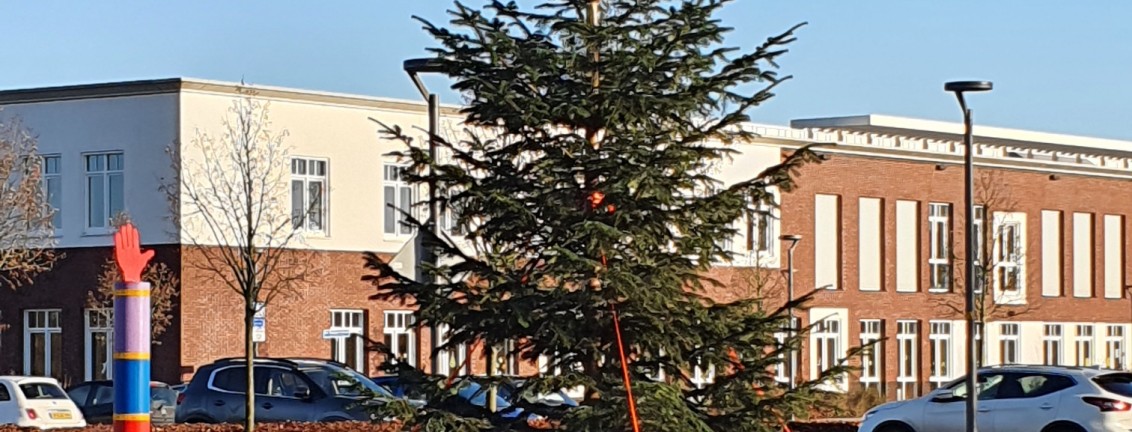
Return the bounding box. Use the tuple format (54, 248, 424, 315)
(0, 383, 10, 402)
(212, 367, 248, 393)
(995, 373, 1074, 399)
(256, 367, 308, 398)
(67, 385, 92, 406)
(19, 382, 68, 400)
(301, 365, 393, 398)
(951, 373, 1005, 400)
(1094, 373, 1132, 397)
(91, 384, 114, 405)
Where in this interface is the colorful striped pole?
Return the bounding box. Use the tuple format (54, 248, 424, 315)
(111, 223, 154, 432)
(113, 281, 151, 432)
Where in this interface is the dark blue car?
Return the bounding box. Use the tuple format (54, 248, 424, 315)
(372, 376, 577, 421)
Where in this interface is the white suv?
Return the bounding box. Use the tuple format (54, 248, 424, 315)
(860, 365, 1132, 432)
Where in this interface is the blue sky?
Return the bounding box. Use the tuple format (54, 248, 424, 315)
(3, 1, 1131, 139)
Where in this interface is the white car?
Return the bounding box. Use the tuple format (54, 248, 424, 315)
(0, 376, 87, 429)
(860, 365, 1132, 432)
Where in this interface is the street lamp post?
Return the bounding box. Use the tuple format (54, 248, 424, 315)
(945, 80, 993, 432)
(780, 234, 802, 392)
(403, 58, 444, 374)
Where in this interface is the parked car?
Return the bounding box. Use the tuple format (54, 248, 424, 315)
(0, 376, 87, 429)
(372, 375, 573, 421)
(860, 364, 1132, 432)
(65, 380, 178, 425)
(176, 357, 396, 423)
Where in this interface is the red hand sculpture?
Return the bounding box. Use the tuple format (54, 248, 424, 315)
(114, 223, 154, 283)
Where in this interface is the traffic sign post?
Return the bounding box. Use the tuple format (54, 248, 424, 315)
(253, 303, 266, 343)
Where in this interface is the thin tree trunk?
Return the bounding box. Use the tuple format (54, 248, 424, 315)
(245, 297, 256, 431)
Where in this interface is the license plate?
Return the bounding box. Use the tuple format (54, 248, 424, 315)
(49, 411, 73, 420)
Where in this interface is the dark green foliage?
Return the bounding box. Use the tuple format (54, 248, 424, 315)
(363, 0, 856, 430)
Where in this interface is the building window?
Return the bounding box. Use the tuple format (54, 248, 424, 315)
(84, 309, 113, 381)
(896, 321, 918, 400)
(747, 209, 774, 254)
(999, 323, 1019, 365)
(774, 318, 796, 385)
(438, 188, 463, 235)
(42, 155, 62, 229)
(85, 153, 124, 230)
(435, 323, 468, 377)
(1076, 325, 1095, 367)
(859, 320, 882, 389)
(995, 221, 1023, 292)
(1043, 324, 1063, 366)
(491, 339, 520, 376)
(329, 310, 365, 371)
(973, 206, 986, 292)
(929, 321, 953, 388)
(24, 309, 62, 380)
(291, 158, 328, 233)
(814, 318, 841, 377)
(928, 203, 952, 292)
(691, 362, 716, 389)
(1106, 325, 1126, 370)
(383, 311, 415, 367)
(383, 165, 416, 236)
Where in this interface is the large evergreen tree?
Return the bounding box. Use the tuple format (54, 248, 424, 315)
(364, 1, 854, 430)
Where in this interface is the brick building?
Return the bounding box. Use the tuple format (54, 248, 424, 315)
(1, 80, 1131, 403)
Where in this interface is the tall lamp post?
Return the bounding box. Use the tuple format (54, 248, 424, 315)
(781, 234, 802, 392)
(945, 80, 993, 432)
(403, 58, 444, 374)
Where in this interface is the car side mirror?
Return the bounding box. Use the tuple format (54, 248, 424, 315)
(931, 389, 960, 403)
(294, 386, 312, 401)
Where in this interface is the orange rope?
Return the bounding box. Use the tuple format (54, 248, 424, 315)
(590, 191, 642, 432)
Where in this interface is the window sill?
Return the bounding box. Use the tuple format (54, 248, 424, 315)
(927, 288, 952, 294)
(83, 228, 112, 237)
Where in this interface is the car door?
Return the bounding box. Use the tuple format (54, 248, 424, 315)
(921, 372, 1004, 432)
(84, 383, 115, 424)
(254, 366, 314, 423)
(991, 372, 1074, 432)
(207, 366, 250, 423)
(0, 382, 17, 424)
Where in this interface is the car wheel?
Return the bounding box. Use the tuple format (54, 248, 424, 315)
(1042, 421, 1086, 432)
(875, 421, 914, 432)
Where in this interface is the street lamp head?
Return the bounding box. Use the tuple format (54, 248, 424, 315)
(780, 234, 802, 242)
(403, 58, 445, 75)
(944, 81, 993, 94)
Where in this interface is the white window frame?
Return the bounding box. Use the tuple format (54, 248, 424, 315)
(330, 310, 365, 371)
(747, 207, 775, 255)
(691, 362, 716, 389)
(773, 318, 797, 385)
(42, 154, 62, 232)
(859, 320, 882, 388)
(84, 309, 113, 381)
(992, 212, 1027, 305)
(83, 152, 124, 233)
(928, 321, 953, 388)
(897, 320, 919, 401)
(291, 157, 329, 234)
(1106, 325, 1127, 370)
(435, 323, 468, 376)
(999, 323, 1020, 366)
(973, 205, 985, 272)
(383, 164, 417, 237)
(1075, 324, 1095, 367)
(928, 203, 952, 292)
(382, 311, 415, 367)
(1043, 324, 1063, 366)
(23, 309, 62, 378)
(813, 317, 842, 382)
(491, 339, 520, 376)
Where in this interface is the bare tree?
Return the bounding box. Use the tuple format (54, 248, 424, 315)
(931, 170, 1040, 366)
(0, 114, 58, 291)
(160, 86, 325, 431)
(86, 214, 180, 343)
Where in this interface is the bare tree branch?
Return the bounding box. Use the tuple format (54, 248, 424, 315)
(0, 112, 59, 291)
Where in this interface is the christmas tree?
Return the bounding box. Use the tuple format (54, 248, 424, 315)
(364, 1, 854, 430)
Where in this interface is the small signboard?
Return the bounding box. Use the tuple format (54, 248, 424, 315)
(252, 303, 266, 343)
(253, 317, 266, 343)
(322, 328, 354, 339)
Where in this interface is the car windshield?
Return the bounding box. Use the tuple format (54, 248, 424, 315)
(302, 364, 393, 398)
(20, 382, 68, 400)
(151, 387, 177, 405)
(1094, 373, 1132, 397)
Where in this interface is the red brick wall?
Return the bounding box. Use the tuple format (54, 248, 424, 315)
(780, 151, 1132, 397)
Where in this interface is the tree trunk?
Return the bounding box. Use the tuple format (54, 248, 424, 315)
(244, 298, 256, 431)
